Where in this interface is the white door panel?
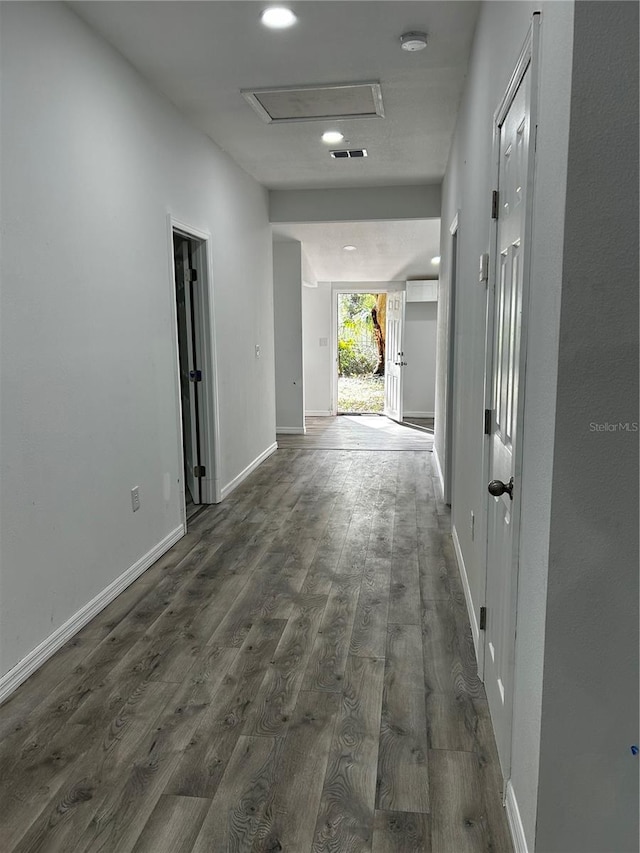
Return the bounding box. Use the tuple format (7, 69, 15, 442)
(384, 292, 405, 422)
(484, 56, 532, 780)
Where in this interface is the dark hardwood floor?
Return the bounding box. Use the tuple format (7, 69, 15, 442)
(0, 445, 512, 852)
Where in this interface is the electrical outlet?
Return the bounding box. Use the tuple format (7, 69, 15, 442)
(255, 344, 261, 359)
(131, 486, 141, 513)
(470, 510, 475, 540)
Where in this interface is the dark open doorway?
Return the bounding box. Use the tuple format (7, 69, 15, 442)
(171, 223, 220, 522)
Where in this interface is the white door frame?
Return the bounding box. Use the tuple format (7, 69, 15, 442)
(481, 14, 541, 782)
(330, 283, 403, 415)
(443, 210, 460, 506)
(167, 215, 223, 518)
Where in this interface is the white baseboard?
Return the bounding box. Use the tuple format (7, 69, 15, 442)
(432, 445, 445, 495)
(220, 442, 278, 500)
(305, 410, 332, 417)
(404, 411, 435, 418)
(505, 781, 529, 853)
(275, 426, 306, 434)
(451, 524, 482, 671)
(0, 524, 185, 705)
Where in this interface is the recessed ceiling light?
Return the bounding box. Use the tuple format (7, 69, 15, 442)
(431, 255, 441, 265)
(400, 31, 428, 52)
(321, 130, 344, 145)
(343, 245, 357, 252)
(261, 7, 297, 29)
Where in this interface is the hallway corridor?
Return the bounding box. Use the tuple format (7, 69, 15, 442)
(0, 448, 512, 852)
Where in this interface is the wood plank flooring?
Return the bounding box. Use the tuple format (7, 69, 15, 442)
(276, 416, 434, 451)
(0, 447, 512, 853)
(402, 417, 434, 434)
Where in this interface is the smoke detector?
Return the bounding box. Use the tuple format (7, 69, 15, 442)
(400, 31, 428, 52)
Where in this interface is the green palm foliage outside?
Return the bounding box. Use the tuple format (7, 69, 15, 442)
(337, 293, 378, 376)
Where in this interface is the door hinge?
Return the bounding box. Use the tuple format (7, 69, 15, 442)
(194, 465, 206, 478)
(480, 606, 487, 630)
(189, 370, 202, 382)
(491, 190, 499, 219)
(484, 408, 493, 435)
(188, 268, 198, 283)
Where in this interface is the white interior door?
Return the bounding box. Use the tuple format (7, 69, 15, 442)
(484, 57, 532, 780)
(174, 235, 201, 505)
(384, 291, 406, 422)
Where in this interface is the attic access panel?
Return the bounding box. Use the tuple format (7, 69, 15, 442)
(241, 81, 384, 124)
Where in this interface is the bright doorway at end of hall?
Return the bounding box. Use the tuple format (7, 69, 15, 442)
(337, 293, 386, 414)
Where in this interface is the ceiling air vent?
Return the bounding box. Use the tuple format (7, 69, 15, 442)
(330, 149, 368, 159)
(241, 81, 384, 124)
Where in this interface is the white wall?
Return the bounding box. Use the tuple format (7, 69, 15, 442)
(273, 242, 305, 432)
(270, 185, 441, 223)
(302, 283, 333, 416)
(436, 2, 576, 848)
(506, 6, 578, 847)
(439, 2, 639, 849)
(301, 249, 318, 288)
(0, 2, 276, 681)
(535, 3, 639, 850)
(403, 302, 437, 417)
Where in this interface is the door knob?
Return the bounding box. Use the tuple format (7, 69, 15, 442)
(394, 360, 407, 366)
(488, 477, 514, 500)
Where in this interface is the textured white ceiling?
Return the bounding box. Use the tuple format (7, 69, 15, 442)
(273, 219, 441, 282)
(70, 1, 479, 190)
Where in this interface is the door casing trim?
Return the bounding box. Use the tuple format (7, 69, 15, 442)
(443, 210, 460, 507)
